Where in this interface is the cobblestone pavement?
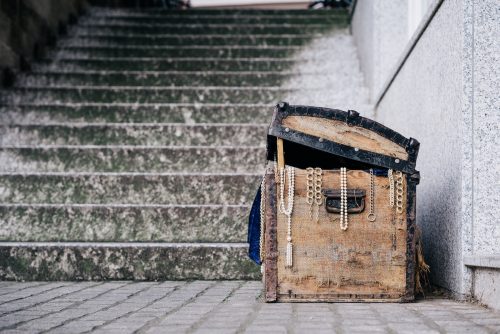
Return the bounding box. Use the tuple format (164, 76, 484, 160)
(0, 281, 499, 334)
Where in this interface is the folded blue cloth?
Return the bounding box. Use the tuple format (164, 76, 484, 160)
(247, 184, 262, 265)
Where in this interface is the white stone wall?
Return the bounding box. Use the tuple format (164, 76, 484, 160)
(351, 0, 408, 101)
(351, 0, 500, 309)
(470, 0, 500, 257)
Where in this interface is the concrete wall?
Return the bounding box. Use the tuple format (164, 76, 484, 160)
(0, 0, 88, 86)
(351, 0, 408, 101)
(469, 0, 499, 257)
(352, 0, 500, 310)
(466, 0, 500, 311)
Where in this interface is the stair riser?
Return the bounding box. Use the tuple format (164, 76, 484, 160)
(90, 8, 344, 15)
(1, 88, 286, 104)
(0, 105, 274, 124)
(83, 17, 347, 25)
(19, 72, 289, 87)
(60, 36, 314, 47)
(0, 244, 260, 280)
(0, 148, 266, 173)
(0, 174, 261, 205)
(0, 125, 267, 146)
(73, 24, 334, 35)
(54, 47, 297, 58)
(38, 59, 295, 72)
(0, 206, 248, 242)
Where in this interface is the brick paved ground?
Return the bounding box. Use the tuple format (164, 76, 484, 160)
(0, 281, 499, 334)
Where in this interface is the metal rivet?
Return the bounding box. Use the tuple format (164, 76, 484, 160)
(354, 147, 359, 152)
(318, 138, 323, 142)
(285, 127, 289, 132)
(395, 159, 400, 163)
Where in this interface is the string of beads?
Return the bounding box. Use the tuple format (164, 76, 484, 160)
(388, 169, 395, 207)
(306, 167, 314, 218)
(340, 167, 349, 231)
(279, 166, 295, 268)
(395, 171, 404, 214)
(367, 168, 377, 222)
(314, 168, 323, 223)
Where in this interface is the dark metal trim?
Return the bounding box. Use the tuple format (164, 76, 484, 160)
(264, 171, 278, 302)
(267, 103, 419, 173)
(404, 174, 418, 300)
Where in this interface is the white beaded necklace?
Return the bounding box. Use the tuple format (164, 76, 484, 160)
(388, 169, 395, 207)
(279, 166, 295, 268)
(340, 167, 349, 231)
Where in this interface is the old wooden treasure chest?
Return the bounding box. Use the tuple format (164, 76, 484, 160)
(257, 102, 421, 302)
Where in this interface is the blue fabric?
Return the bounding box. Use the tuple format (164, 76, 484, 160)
(247, 185, 262, 265)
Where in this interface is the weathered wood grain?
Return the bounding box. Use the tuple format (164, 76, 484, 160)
(264, 171, 278, 302)
(267, 168, 409, 302)
(282, 116, 409, 160)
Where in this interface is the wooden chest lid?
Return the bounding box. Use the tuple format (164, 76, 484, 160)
(267, 102, 420, 173)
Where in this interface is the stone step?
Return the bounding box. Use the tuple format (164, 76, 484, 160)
(0, 146, 266, 173)
(0, 104, 273, 124)
(90, 8, 342, 16)
(37, 58, 295, 72)
(53, 46, 299, 59)
(82, 14, 346, 25)
(0, 124, 267, 146)
(0, 204, 248, 243)
(0, 173, 261, 205)
(58, 35, 316, 47)
(0, 242, 260, 280)
(18, 71, 289, 87)
(0, 86, 287, 104)
(73, 23, 334, 35)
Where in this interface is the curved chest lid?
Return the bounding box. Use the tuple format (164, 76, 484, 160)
(267, 102, 419, 174)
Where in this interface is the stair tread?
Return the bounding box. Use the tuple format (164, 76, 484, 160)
(0, 145, 265, 148)
(8, 85, 288, 90)
(0, 146, 266, 173)
(0, 201, 249, 243)
(0, 241, 259, 280)
(0, 241, 249, 246)
(0, 173, 261, 205)
(57, 44, 303, 49)
(0, 203, 249, 207)
(0, 171, 262, 175)
(0, 103, 274, 125)
(0, 122, 268, 126)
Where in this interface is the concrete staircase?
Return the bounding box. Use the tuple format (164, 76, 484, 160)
(0, 7, 348, 280)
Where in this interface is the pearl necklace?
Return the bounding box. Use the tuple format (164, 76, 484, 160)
(279, 166, 295, 268)
(388, 169, 395, 207)
(367, 168, 377, 222)
(395, 171, 404, 214)
(306, 167, 323, 222)
(340, 167, 348, 231)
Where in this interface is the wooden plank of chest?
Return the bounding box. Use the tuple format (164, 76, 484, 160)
(276, 169, 407, 298)
(282, 115, 409, 160)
